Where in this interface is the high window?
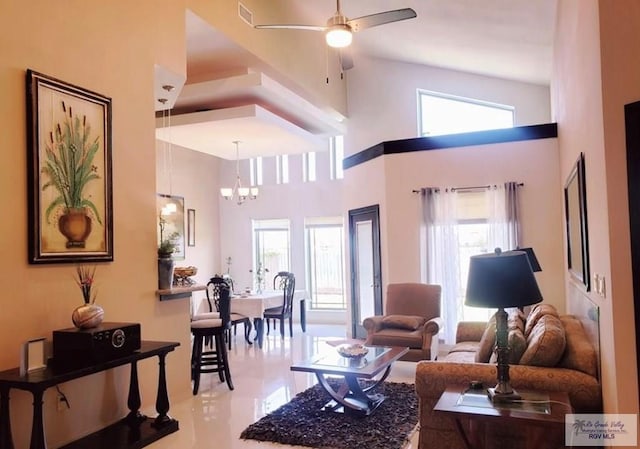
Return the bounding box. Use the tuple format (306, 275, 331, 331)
(250, 156, 263, 186)
(303, 152, 316, 182)
(252, 219, 290, 277)
(330, 136, 344, 180)
(305, 218, 345, 310)
(418, 90, 514, 137)
(276, 154, 289, 184)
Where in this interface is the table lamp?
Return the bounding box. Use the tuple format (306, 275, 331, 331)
(465, 248, 543, 402)
(515, 246, 542, 272)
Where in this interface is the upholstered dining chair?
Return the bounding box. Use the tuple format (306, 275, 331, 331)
(190, 281, 233, 393)
(264, 271, 295, 338)
(363, 283, 443, 362)
(204, 276, 252, 349)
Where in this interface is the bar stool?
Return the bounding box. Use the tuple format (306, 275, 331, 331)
(191, 283, 233, 394)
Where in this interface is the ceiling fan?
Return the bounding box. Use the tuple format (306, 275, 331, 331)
(254, 1, 417, 70)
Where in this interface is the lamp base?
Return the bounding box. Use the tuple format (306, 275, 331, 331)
(488, 387, 521, 403)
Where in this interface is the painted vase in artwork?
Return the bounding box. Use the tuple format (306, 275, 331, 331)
(59, 208, 92, 249)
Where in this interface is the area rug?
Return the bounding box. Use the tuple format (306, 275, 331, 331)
(240, 381, 418, 449)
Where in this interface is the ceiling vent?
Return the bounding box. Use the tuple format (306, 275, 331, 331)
(238, 2, 253, 26)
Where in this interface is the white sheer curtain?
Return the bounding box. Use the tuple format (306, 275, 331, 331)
(421, 187, 460, 344)
(421, 182, 522, 344)
(487, 182, 520, 252)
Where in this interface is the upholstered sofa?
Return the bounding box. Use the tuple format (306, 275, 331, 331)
(415, 303, 602, 449)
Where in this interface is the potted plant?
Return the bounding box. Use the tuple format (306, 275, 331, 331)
(157, 228, 179, 289)
(41, 101, 103, 248)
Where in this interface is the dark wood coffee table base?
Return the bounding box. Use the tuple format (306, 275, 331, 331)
(290, 343, 409, 417)
(316, 364, 393, 416)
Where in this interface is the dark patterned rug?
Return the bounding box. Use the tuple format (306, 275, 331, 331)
(240, 381, 418, 449)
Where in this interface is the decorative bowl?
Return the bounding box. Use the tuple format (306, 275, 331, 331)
(174, 266, 198, 278)
(336, 343, 369, 358)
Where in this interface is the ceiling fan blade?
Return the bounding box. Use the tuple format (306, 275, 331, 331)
(347, 8, 417, 32)
(339, 48, 354, 71)
(254, 24, 326, 32)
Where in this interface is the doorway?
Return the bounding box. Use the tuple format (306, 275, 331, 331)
(348, 205, 383, 338)
(624, 100, 640, 407)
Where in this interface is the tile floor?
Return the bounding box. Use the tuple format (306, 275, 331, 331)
(148, 324, 419, 449)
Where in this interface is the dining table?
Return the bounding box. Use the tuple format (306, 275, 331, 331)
(230, 290, 306, 348)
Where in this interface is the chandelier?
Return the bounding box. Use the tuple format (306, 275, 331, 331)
(220, 141, 258, 205)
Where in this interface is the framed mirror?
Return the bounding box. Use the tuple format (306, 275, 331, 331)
(564, 152, 590, 291)
(157, 193, 185, 260)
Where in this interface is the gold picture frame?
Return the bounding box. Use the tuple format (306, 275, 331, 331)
(26, 70, 113, 264)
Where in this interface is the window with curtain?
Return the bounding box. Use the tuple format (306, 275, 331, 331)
(252, 219, 290, 277)
(421, 183, 520, 343)
(305, 217, 345, 310)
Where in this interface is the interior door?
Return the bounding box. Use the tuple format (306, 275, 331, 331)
(624, 100, 640, 407)
(349, 205, 383, 338)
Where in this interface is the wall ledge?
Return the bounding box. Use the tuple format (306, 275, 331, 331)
(343, 123, 558, 170)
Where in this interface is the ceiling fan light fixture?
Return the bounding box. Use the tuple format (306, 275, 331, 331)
(325, 25, 352, 48)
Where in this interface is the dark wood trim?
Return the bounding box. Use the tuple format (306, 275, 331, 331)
(343, 123, 558, 170)
(348, 205, 382, 339)
(624, 101, 640, 408)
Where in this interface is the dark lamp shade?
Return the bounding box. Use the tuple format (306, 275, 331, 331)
(513, 247, 542, 272)
(465, 251, 543, 309)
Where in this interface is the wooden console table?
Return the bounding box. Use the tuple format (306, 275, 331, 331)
(0, 340, 180, 449)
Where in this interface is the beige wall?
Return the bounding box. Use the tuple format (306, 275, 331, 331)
(0, 1, 190, 447)
(343, 137, 565, 322)
(552, 0, 639, 415)
(155, 142, 221, 287)
(346, 56, 552, 156)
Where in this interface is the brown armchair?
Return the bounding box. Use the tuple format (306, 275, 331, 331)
(363, 283, 443, 362)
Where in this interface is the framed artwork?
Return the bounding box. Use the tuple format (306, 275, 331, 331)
(157, 194, 185, 260)
(564, 152, 590, 291)
(26, 70, 113, 264)
(187, 209, 196, 247)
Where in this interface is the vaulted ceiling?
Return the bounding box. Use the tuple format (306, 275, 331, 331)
(156, 1, 558, 160)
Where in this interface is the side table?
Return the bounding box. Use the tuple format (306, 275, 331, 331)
(433, 385, 572, 449)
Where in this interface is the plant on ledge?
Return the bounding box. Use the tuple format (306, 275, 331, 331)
(158, 215, 180, 258)
(158, 231, 179, 258)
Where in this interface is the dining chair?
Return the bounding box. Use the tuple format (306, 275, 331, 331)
(265, 271, 295, 338)
(190, 281, 233, 393)
(206, 276, 252, 349)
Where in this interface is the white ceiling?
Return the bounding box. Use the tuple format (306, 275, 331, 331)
(158, 1, 558, 160)
(292, 0, 558, 85)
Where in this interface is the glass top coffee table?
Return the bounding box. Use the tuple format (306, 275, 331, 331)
(290, 341, 409, 416)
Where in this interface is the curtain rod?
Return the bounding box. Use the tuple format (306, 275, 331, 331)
(412, 182, 524, 194)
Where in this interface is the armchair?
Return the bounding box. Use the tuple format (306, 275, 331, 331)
(363, 283, 443, 362)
